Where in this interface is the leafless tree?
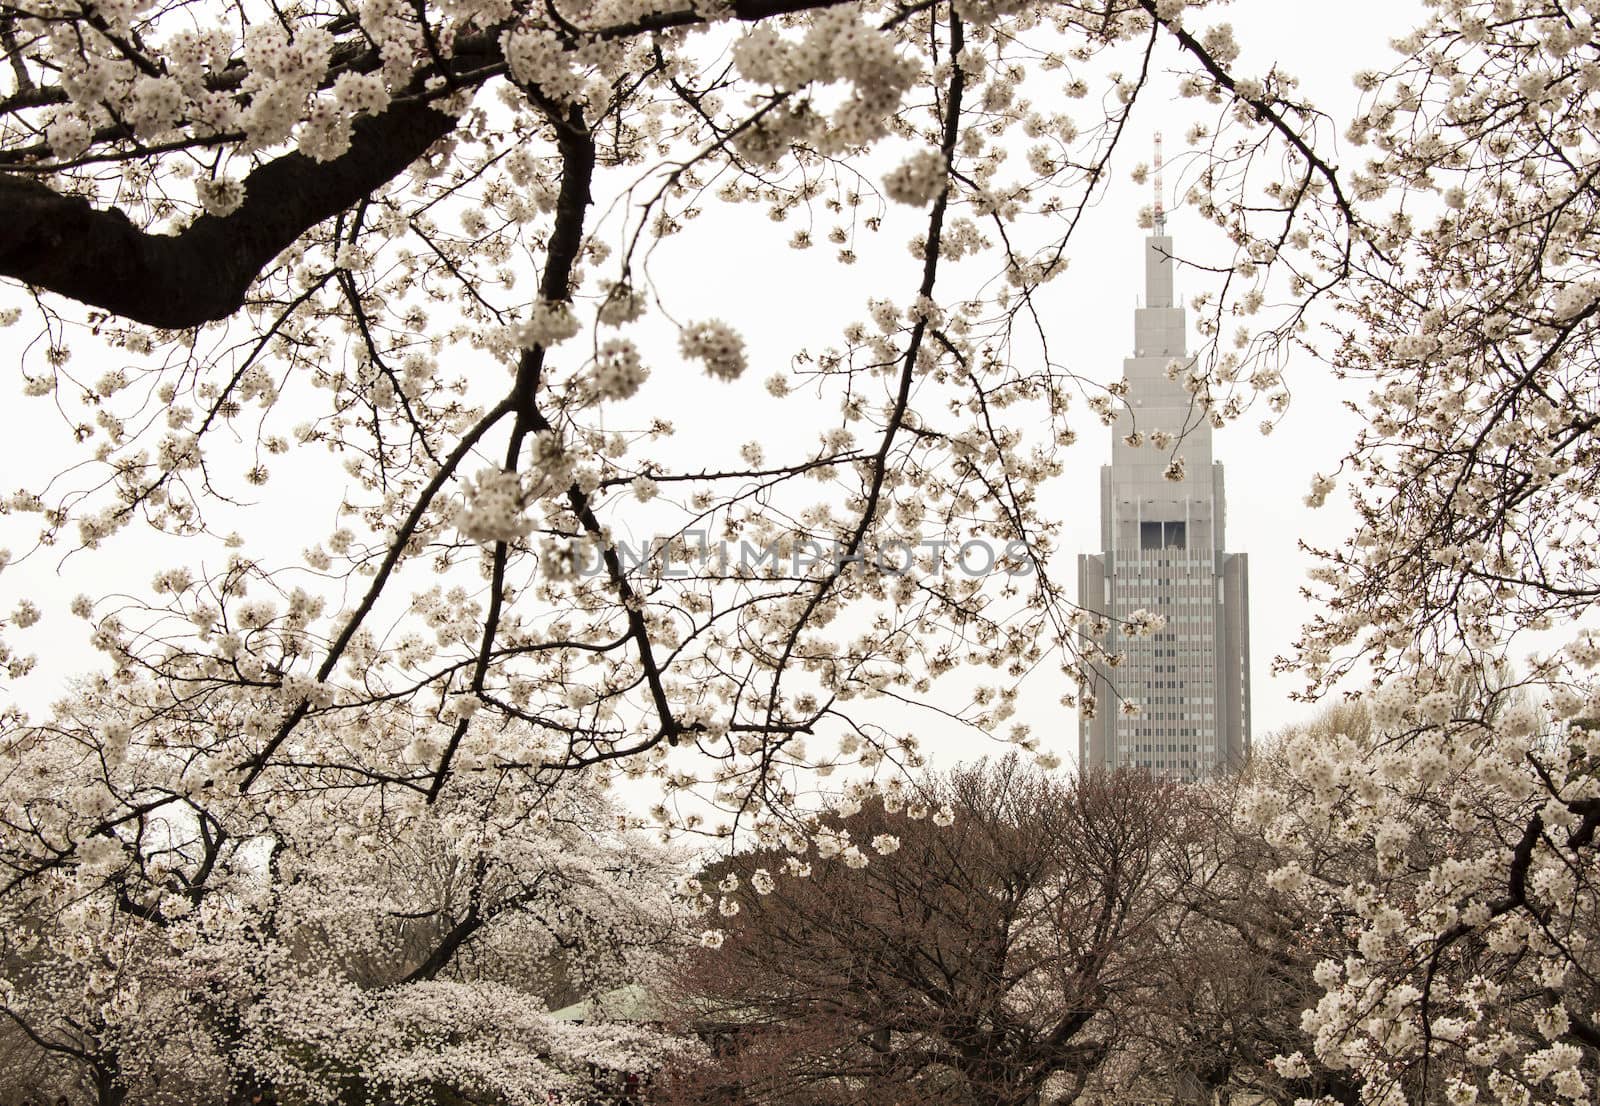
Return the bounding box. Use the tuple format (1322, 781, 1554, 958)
(663, 757, 1190, 1106)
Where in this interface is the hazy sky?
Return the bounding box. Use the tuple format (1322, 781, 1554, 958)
(0, 0, 1424, 769)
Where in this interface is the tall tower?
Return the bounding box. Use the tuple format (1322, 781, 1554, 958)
(1077, 183, 1251, 778)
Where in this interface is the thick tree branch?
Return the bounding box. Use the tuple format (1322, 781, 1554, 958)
(0, 0, 865, 330)
(0, 97, 457, 328)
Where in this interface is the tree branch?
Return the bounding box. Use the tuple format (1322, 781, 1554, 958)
(0, 97, 457, 327)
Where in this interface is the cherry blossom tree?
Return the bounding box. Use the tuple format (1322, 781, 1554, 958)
(1234, 691, 1600, 1105)
(0, 0, 1362, 837)
(1227, 3, 1600, 1101)
(0, 681, 696, 1104)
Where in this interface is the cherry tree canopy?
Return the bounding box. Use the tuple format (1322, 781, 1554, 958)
(5, 0, 1600, 1101)
(0, 686, 697, 1101)
(0, 0, 1356, 823)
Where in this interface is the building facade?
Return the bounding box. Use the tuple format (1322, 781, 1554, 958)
(1076, 226, 1250, 778)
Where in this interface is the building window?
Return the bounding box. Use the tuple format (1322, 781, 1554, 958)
(1139, 520, 1188, 551)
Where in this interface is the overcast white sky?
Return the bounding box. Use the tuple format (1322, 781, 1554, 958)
(0, 0, 1424, 772)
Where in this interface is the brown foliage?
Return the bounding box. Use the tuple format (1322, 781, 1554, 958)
(661, 758, 1190, 1106)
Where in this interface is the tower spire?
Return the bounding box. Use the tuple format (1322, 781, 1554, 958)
(1153, 131, 1165, 234)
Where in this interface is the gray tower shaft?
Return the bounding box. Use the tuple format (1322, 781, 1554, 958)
(1078, 233, 1250, 778)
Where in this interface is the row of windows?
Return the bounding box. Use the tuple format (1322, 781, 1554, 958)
(1115, 615, 1215, 626)
(1113, 584, 1215, 594)
(1119, 604, 1216, 611)
(1130, 759, 1210, 772)
(1115, 584, 1212, 595)
(1129, 652, 1216, 663)
(1113, 580, 1216, 589)
(1111, 557, 1217, 571)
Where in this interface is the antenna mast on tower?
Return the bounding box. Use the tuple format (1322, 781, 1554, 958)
(1153, 131, 1165, 234)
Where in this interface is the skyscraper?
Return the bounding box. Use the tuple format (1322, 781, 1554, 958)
(1076, 207, 1251, 779)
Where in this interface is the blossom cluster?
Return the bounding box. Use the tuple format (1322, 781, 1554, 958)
(1244, 658, 1600, 1104)
(679, 320, 748, 381)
